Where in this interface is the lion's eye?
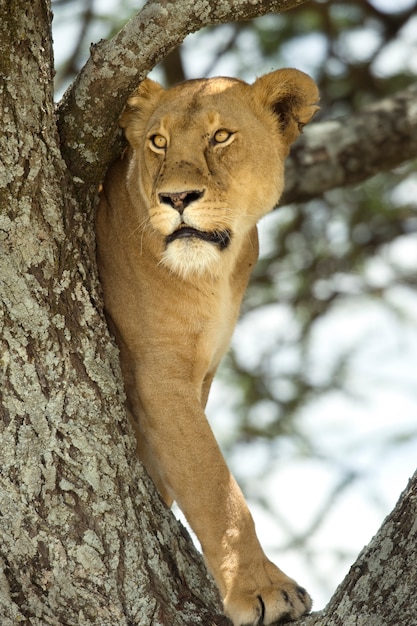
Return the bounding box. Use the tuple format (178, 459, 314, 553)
(213, 129, 232, 144)
(150, 134, 167, 149)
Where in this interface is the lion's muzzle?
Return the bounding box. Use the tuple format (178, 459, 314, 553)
(166, 226, 231, 250)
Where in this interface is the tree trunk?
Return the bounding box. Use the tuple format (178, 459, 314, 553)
(1, 0, 416, 624)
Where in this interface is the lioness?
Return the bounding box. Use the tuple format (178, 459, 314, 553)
(96, 69, 319, 625)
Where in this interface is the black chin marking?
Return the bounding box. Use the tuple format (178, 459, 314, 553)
(166, 227, 231, 250)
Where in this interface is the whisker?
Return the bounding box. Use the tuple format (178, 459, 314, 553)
(127, 214, 149, 240)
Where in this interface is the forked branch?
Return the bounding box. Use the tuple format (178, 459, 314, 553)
(57, 0, 309, 185)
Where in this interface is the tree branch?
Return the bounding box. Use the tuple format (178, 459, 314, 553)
(281, 82, 417, 205)
(57, 0, 417, 210)
(298, 469, 417, 625)
(56, 0, 309, 185)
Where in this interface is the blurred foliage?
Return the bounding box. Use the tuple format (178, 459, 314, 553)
(52, 0, 417, 604)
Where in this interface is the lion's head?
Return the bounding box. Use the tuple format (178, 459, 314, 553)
(120, 69, 319, 279)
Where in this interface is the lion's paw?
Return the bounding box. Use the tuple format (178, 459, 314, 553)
(224, 565, 312, 626)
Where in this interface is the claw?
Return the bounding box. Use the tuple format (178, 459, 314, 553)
(256, 595, 265, 625)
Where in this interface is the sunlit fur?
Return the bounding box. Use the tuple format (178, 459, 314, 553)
(96, 69, 319, 626)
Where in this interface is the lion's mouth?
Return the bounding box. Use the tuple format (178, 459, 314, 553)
(166, 227, 231, 250)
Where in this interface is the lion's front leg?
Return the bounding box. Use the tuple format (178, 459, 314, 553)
(203, 479, 312, 625)
(133, 375, 312, 626)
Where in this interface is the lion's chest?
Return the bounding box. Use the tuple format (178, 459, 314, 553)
(196, 283, 238, 376)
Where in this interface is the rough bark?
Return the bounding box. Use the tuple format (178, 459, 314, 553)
(1, 0, 417, 624)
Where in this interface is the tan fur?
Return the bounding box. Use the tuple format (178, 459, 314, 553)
(96, 69, 319, 625)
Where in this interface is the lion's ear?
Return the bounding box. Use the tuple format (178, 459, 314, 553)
(253, 69, 319, 149)
(120, 78, 165, 138)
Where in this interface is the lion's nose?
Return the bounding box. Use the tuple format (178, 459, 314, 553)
(158, 190, 204, 214)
